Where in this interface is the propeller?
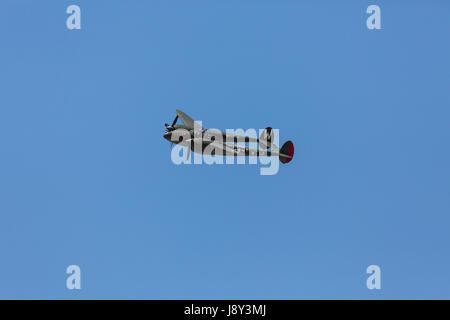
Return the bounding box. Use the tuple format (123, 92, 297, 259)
(164, 115, 179, 132)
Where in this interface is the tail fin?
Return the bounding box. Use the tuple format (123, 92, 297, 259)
(259, 127, 273, 150)
(279, 141, 294, 164)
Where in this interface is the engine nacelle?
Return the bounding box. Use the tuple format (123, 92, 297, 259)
(259, 127, 273, 150)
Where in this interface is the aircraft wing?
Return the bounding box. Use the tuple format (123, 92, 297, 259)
(222, 131, 259, 143)
(204, 129, 279, 150)
(175, 109, 196, 129)
(206, 141, 281, 157)
(205, 141, 239, 156)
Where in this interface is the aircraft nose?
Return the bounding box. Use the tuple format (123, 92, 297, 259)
(163, 132, 171, 141)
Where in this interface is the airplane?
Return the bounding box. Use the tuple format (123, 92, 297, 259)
(163, 110, 294, 164)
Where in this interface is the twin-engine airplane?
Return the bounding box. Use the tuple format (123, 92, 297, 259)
(163, 110, 294, 164)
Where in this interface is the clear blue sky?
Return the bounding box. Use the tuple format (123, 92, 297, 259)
(1, 1, 449, 299)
